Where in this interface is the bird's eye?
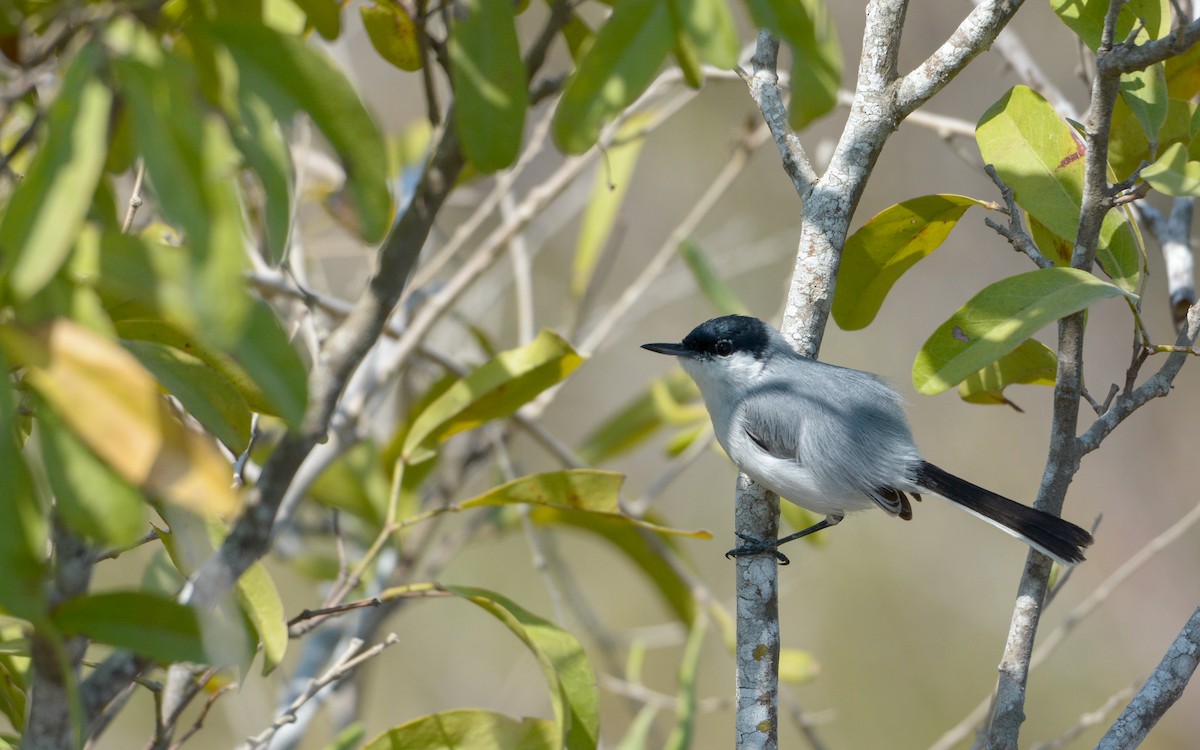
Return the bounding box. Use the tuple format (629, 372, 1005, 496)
(715, 339, 733, 356)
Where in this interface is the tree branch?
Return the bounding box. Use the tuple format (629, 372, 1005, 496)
(1096, 604, 1200, 749)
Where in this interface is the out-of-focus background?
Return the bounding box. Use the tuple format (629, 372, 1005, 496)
(95, 0, 1200, 747)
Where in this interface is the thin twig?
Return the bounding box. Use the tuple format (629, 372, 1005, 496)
(121, 160, 147, 233)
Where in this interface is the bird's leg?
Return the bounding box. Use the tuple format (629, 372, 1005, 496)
(725, 514, 843, 566)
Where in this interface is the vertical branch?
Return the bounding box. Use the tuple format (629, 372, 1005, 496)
(985, 0, 1126, 745)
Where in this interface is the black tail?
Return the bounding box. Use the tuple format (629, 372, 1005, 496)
(914, 462, 1094, 565)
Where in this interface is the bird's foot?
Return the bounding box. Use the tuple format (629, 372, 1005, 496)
(725, 533, 790, 565)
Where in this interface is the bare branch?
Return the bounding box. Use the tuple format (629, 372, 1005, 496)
(739, 31, 817, 195)
(1096, 605, 1200, 748)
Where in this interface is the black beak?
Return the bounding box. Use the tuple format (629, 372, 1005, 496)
(641, 342, 692, 357)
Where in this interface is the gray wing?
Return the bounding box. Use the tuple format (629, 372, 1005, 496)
(740, 366, 922, 517)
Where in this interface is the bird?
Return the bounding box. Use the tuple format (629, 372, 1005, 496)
(641, 314, 1094, 566)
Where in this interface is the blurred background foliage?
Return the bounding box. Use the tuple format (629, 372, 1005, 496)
(0, 0, 1197, 748)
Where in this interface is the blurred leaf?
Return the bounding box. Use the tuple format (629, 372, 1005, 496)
(1049, 0, 1168, 50)
(208, 22, 392, 242)
(111, 29, 251, 347)
(744, 0, 841, 128)
(0, 349, 47, 622)
(957, 338, 1057, 408)
(663, 614, 704, 750)
(679, 239, 747, 315)
(665, 422, 708, 456)
(232, 90, 294, 266)
(459, 469, 712, 538)
(227, 300, 308, 427)
(292, 0, 340, 39)
(360, 2, 422, 71)
(236, 553, 288, 674)
(156, 508, 283, 671)
(1141, 141, 1200, 196)
(779, 647, 819, 683)
(439, 585, 599, 750)
(124, 340, 253, 452)
(832, 195, 989, 330)
(89, 231, 307, 425)
(37, 405, 147, 547)
(402, 329, 584, 459)
(113, 318, 276, 418)
(977, 85, 1141, 292)
(615, 705, 659, 750)
(310, 442, 390, 525)
(669, 17, 704, 88)
(578, 370, 698, 464)
(363, 709, 557, 750)
(779, 501, 825, 547)
(1165, 42, 1200, 100)
(450, 0, 527, 172)
(667, 0, 737, 69)
(555, 3, 594, 62)
(0, 319, 241, 517)
(529, 507, 696, 623)
(323, 723, 366, 750)
(572, 114, 651, 297)
(52, 591, 207, 664)
(913, 268, 1132, 395)
(1, 44, 111, 300)
(553, 0, 673, 154)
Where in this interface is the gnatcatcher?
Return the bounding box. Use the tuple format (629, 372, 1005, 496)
(642, 315, 1093, 566)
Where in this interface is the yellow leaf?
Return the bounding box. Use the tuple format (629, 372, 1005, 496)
(0, 320, 240, 517)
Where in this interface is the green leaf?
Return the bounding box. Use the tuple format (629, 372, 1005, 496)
(439, 586, 599, 750)
(232, 89, 294, 266)
(1050, 0, 1169, 50)
(236, 554, 288, 674)
(228, 300, 308, 428)
(529, 507, 696, 623)
(208, 22, 392, 242)
(450, 0, 527, 172)
(666, 0, 738, 69)
(1, 44, 112, 300)
(679, 239, 747, 315)
(156, 507, 285, 671)
(578, 370, 698, 464)
(832, 195, 990, 330)
(52, 591, 207, 664)
(572, 114, 650, 298)
(360, 2, 422, 71)
(1165, 42, 1200, 101)
(977, 85, 1141, 292)
(123, 340, 253, 452)
(458, 469, 711, 538)
(402, 329, 585, 459)
(323, 723, 366, 750)
(957, 338, 1057, 408)
(363, 709, 557, 750)
(37, 405, 148, 547)
(111, 40, 251, 348)
(779, 647, 819, 683)
(88, 232, 307, 425)
(744, 0, 841, 128)
(553, 0, 674, 154)
(291, 0, 341, 39)
(663, 614, 704, 750)
(1119, 63, 1167, 145)
(1141, 141, 1200, 196)
(913, 268, 1132, 395)
(0, 348, 47, 622)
